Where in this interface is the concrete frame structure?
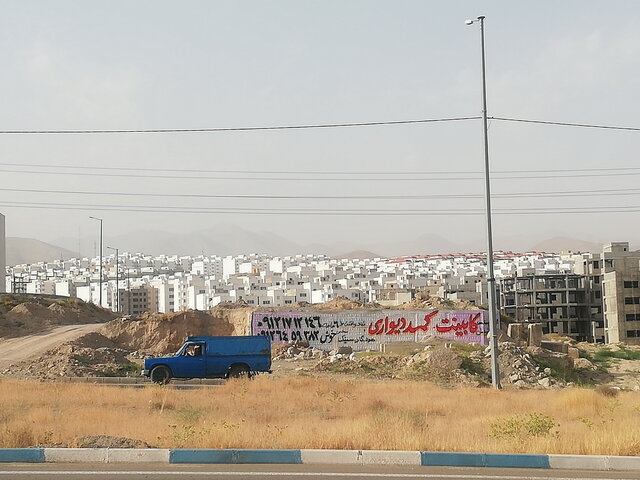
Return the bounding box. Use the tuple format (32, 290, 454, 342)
(499, 273, 596, 342)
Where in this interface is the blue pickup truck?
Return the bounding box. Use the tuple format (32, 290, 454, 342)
(142, 335, 271, 384)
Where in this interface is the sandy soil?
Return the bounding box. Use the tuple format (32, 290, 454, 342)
(0, 323, 105, 370)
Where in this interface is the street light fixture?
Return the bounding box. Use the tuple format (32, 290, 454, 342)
(466, 15, 502, 389)
(107, 246, 119, 313)
(89, 216, 103, 307)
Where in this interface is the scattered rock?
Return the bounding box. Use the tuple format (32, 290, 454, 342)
(574, 357, 596, 371)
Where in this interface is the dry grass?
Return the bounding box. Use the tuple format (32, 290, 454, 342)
(1, 376, 640, 455)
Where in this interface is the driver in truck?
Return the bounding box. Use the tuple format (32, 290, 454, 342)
(186, 345, 201, 356)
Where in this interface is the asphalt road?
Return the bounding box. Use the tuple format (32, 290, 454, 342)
(2, 464, 640, 480)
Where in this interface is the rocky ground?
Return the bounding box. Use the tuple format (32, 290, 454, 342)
(271, 338, 631, 389)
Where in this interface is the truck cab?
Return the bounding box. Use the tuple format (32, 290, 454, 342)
(142, 335, 271, 384)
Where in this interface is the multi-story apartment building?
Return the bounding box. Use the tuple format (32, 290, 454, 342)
(599, 242, 640, 344)
(119, 285, 159, 316)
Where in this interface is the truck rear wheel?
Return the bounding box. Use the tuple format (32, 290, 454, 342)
(228, 364, 251, 379)
(150, 365, 172, 384)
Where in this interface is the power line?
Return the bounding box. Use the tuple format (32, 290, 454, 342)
(0, 168, 482, 181)
(1, 186, 640, 200)
(1, 200, 639, 215)
(4, 161, 640, 176)
(0, 116, 481, 135)
(0, 116, 638, 135)
(2, 167, 640, 181)
(492, 117, 640, 132)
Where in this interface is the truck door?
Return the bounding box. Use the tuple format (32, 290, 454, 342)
(171, 342, 206, 378)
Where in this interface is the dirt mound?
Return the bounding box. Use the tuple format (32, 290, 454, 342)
(313, 297, 380, 311)
(250, 295, 474, 313)
(72, 332, 119, 349)
(314, 346, 479, 386)
(100, 310, 241, 355)
(0, 294, 116, 338)
(3, 332, 139, 379)
(398, 292, 479, 311)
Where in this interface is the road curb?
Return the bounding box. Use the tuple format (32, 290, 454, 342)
(170, 449, 302, 464)
(0, 449, 45, 463)
(1, 448, 640, 470)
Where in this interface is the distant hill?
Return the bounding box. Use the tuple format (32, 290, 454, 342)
(51, 224, 312, 258)
(7, 237, 78, 266)
(333, 250, 384, 260)
(529, 237, 603, 254)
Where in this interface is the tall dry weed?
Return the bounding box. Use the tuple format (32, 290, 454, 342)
(1, 378, 640, 454)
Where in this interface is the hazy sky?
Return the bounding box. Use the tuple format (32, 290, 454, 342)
(1, 1, 640, 255)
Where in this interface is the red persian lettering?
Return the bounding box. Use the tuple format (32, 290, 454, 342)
(367, 310, 438, 336)
(368, 316, 388, 335)
(468, 312, 481, 334)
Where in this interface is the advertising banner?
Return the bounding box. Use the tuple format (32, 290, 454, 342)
(251, 309, 488, 350)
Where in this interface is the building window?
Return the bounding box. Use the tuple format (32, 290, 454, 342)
(624, 281, 639, 289)
(627, 330, 640, 338)
(625, 297, 640, 305)
(626, 314, 640, 321)
(593, 261, 599, 269)
(605, 259, 614, 268)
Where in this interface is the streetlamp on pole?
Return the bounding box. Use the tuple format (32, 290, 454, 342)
(466, 15, 502, 389)
(107, 246, 119, 313)
(89, 216, 103, 308)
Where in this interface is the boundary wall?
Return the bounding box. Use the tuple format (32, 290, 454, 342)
(252, 309, 488, 350)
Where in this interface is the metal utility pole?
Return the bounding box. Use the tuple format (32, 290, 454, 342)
(107, 246, 119, 313)
(466, 15, 502, 389)
(89, 216, 103, 307)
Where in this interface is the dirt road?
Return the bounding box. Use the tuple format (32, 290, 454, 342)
(0, 324, 104, 370)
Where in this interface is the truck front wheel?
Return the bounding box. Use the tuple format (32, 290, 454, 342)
(228, 364, 251, 379)
(150, 366, 172, 384)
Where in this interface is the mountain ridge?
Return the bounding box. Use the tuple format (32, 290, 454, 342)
(5, 232, 614, 266)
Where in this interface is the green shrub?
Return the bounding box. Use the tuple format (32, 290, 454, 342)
(490, 412, 558, 439)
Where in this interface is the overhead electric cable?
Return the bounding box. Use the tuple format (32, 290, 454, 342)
(0, 116, 638, 135)
(1, 186, 640, 200)
(2, 167, 640, 181)
(0, 116, 481, 134)
(4, 162, 640, 176)
(1, 200, 640, 215)
(492, 117, 640, 132)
